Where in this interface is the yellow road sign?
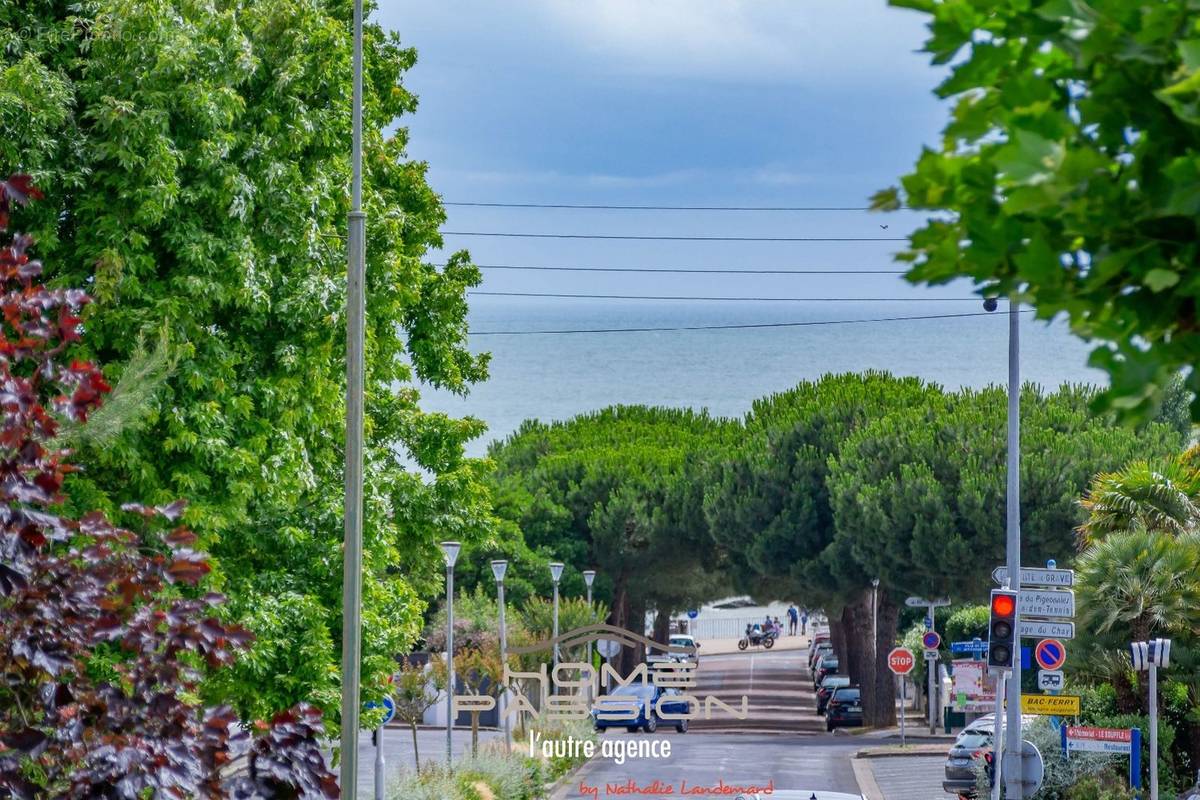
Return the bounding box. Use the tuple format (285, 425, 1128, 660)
(1021, 693, 1080, 716)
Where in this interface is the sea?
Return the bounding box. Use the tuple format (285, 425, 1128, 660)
(420, 297, 1102, 458)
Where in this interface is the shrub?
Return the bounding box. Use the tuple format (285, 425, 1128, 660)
(388, 746, 546, 800)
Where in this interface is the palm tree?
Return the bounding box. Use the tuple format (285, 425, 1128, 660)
(1077, 458, 1200, 547)
(1076, 530, 1200, 645)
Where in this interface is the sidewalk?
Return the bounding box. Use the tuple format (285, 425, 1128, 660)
(852, 744, 955, 800)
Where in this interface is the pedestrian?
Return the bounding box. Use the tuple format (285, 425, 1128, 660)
(787, 605, 798, 636)
(800, 610, 808, 636)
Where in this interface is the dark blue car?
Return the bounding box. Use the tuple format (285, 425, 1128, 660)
(591, 684, 691, 733)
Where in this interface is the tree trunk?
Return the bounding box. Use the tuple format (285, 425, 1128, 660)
(828, 608, 850, 675)
(652, 609, 670, 646)
(870, 590, 898, 728)
(411, 722, 421, 773)
(840, 603, 864, 687)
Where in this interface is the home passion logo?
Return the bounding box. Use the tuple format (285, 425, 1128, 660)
(450, 623, 752, 770)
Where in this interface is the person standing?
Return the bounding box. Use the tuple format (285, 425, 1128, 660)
(787, 605, 798, 636)
(800, 609, 808, 636)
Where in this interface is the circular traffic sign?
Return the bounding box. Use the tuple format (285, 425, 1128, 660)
(687, 609, 699, 619)
(1035, 639, 1067, 671)
(888, 647, 916, 675)
(922, 630, 942, 651)
(596, 639, 621, 659)
(365, 696, 395, 726)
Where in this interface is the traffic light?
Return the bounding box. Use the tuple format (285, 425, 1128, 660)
(987, 589, 1018, 671)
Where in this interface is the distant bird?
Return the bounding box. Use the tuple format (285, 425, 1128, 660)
(880, 224, 889, 230)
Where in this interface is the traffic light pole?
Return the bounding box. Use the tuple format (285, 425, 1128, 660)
(1004, 296, 1023, 800)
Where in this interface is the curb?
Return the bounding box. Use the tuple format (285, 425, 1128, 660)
(851, 758, 885, 800)
(855, 744, 949, 759)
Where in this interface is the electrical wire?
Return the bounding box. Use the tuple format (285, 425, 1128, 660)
(444, 201, 906, 212)
(469, 291, 976, 302)
(470, 309, 1023, 336)
(459, 263, 907, 275)
(443, 231, 907, 242)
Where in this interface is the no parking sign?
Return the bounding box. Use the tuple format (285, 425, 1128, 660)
(1035, 639, 1067, 671)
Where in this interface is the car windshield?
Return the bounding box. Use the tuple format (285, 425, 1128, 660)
(669, 637, 692, 647)
(832, 688, 860, 702)
(821, 676, 850, 688)
(820, 657, 838, 667)
(956, 733, 991, 749)
(608, 685, 652, 699)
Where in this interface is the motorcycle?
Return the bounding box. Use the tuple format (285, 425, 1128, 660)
(737, 626, 778, 650)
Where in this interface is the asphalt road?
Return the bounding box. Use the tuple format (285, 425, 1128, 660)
(551, 731, 864, 799)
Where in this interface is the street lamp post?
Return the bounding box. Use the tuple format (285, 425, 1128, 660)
(441, 542, 460, 766)
(550, 562, 564, 673)
(583, 570, 596, 702)
(338, 0, 367, 796)
(491, 560, 510, 747)
(1132, 638, 1172, 800)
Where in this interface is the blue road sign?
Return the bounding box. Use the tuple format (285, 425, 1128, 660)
(366, 696, 395, 726)
(925, 615, 933, 630)
(687, 609, 699, 619)
(951, 639, 990, 655)
(1021, 646, 1032, 671)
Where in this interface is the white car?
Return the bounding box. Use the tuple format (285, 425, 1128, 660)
(667, 634, 700, 663)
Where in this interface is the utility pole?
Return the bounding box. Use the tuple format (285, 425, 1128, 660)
(338, 0, 366, 796)
(1004, 295, 1023, 800)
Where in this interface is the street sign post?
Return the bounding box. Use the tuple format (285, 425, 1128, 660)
(365, 696, 395, 800)
(993, 566, 1075, 588)
(889, 647, 915, 747)
(1062, 727, 1142, 792)
(905, 596, 951, 608)
(1021, 694, 1081, 716)
(1018, 620, 1075, 640)
(1019, 740, 1045, 797)
(1019, 589, 1075, 619)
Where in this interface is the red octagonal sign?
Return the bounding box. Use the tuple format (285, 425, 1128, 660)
(888, 646, 916, 675)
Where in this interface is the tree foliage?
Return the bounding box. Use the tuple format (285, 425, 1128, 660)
(0, 180, 336, 799)
(1, 0, 494, 722)
(877, 0, 1200, 423)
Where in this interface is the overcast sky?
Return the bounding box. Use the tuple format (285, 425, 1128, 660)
(375, 0, 955, 299)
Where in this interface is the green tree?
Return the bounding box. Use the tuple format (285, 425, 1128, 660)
(393, 660, 446, 773)
(1078, 458, 1200, 546)
(875, 0, 1200, 423)
(1, 0, 493, 725)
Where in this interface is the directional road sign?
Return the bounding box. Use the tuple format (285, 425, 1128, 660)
(905, 596, 951, 608)
(951, 639, 989, 655)
(365, 696, 396, 726)
(1064, 727, 1134, 755)
(1038, 670, 1064, 692)
(993, 566, 1075, 588)
(1022, 694, 1081, 716)
(687, 609, 699, 619)
(1019, 620, 1075, 640)
(888, 647, 916, 675)
(1019, 589, 1075, 619)
(1035, 639, 1067, 671)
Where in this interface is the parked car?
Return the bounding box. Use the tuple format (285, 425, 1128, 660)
(808, 642, 834, 672)
(942, 715, 1038, 798)
(813, 655, 840, 689)
(824, 685, 863, 731)
(591, 684, 691, 733)
(815, 674, 851, 715)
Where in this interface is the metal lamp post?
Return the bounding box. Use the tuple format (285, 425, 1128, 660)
(582, 570, 596, 702)
(550, 562, 564, 671)
(338, 0, 367, 796)
(491, 559, 510, 746)
(1132, 638, 1172, 800)
(441, 541, 461, 765)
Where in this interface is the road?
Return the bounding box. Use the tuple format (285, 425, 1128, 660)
(551, 732, 864, 799)
(689, 649, 826, 733)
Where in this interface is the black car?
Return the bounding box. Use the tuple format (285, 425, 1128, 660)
(824, 685, 863, 731)
(815, 674, 851, 715)
(812, 655, 840, 690)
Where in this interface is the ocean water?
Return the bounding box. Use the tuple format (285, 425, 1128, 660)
(421, 298, 1103, 457)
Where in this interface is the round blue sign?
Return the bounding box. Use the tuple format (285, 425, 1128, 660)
(922, 630, 941, 651)
(365, 695, 396, 726)
(687, 609, 699, 619)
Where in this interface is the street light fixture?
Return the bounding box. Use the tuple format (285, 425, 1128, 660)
(491, 560, 510, 746)
(1132, 638, 1172, 800)
(441, 542, 460, 765)
(550, 562, 564, 670)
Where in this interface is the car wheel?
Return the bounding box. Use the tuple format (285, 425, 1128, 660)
(594, 724, 603, 733)
(644, 713, 658, 733)
(826, 720, 835, 732)
(676, 719, 688, 734)
(627, 724, 640, 733)
(737, 639, 748, 651)
(764, 636, 775, 649)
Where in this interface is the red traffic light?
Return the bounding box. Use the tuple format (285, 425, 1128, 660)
(991, 593, 1016, 617)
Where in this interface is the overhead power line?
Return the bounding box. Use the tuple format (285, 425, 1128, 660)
(470, 291, 976, 302)
(461, 263, 907, 275)
(444, 201, 906, 212)
(471, 309, 1025, 336)
(443, 230, 907, 242)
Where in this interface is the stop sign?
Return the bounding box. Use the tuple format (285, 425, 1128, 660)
(888, 646, 916, 675)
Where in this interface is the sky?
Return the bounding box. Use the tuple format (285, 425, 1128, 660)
(374, 0, 951, 299)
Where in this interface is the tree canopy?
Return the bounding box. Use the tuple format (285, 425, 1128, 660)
(1, 0, 493, 723)
(876, 0, 1200, 424)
